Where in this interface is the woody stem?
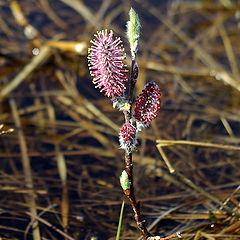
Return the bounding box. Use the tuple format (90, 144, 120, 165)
(122, 56, 152, 239)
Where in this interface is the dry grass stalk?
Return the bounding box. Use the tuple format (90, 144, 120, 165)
(0, 45, 51, 99)
(10, 99, 41, 240)
(0, 0, 240, 239)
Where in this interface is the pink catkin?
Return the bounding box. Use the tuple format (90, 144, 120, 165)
(134, 81, 161, 125)
(88, 30, 128, 97)
(119, 123, 137, 154)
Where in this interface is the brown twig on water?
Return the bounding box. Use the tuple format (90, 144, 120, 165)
(156, 143, 239, 216)
(10, 99, 41, 240)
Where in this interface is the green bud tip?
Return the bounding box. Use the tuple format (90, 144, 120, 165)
(120, 170, 130, 191)
(126, 8, 141, 57)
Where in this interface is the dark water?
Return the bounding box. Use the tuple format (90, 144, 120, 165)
(0, 0, 240, 239)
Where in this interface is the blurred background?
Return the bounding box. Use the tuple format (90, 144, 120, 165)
(0, 0, 240, 239)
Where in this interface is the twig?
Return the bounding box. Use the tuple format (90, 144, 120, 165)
(136, 0, 240, 92)
(10, 99, 41, 240)
(25, 211, 75, 240)
(59, 0, 101, 29)
(156, 139, 240, 151)
(122, 53, 152, 240)
(40, 0, 68, 29)
(0, 45, 51, 99)
(156, 143, 237, 215)
(10, 0, 39, 39)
